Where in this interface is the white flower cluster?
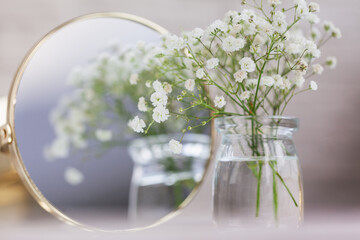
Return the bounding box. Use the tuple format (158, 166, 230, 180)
(49, 1, 339, 157)
(45, 41, 168, 160)
(128, 80, 173, 134)
(169, 139, 182, 154)
(128, 78, 184, 152)
(214, 95, 226, 108)
(268, 0, 282, 7)
(44, 97, 90, 160)
(132, 1, 340, 153)
(64, 167, 84, 185)
(323, 21, 342, 39)
(129, 0, 340, 154)
(222, 36, 246, 52)
(128, 116, 146, 133)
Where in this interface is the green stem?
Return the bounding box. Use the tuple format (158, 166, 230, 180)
(256, 161, 263, 217)
(272, 161, 279, 222)
(269, 161, 298, 207)
(255, 86, 273, 110)
(173, 181, 183, 207)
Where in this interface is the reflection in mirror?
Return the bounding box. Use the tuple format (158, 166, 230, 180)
(14, 15, 210, 230)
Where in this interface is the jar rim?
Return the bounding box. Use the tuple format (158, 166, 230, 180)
(128, 133, 210, 148)
(215, 115, 299, 134)
(215, 115, 298, 121)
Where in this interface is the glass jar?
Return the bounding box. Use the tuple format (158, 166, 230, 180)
(128, 133, 210, 225)
(213, 116, 303, 228)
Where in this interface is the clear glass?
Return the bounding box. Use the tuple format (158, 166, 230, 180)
(213, 116, 303, 228)
(128, 133, 210, 226)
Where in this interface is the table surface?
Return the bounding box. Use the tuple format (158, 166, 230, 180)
(2, 201, 360, 240)
(1, 166, 360, 240)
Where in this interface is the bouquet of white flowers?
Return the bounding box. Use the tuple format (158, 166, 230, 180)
(44, 39, 210, 211)
(128, 0, 340, 153)
(128, 0, 340, 223)
(44, 41, 209, 161)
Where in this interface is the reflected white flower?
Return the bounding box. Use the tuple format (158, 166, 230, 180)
(312, 63, 324, 75)
(44, 137, 70, 161)
(239, 57, 256, 73)
(152, 106, 170, 123)
(67, 66, 85, 86)
(72, 134, 87, 149)
(64, 167, 84, 186)
(83, 89, 95, 101)
(152, 80, 164, 93)
(95, 129, 112, 142)
(138, 97, 148, 112)
(169, 139, 182, 154)
(206, 58, 219, 69)
(129, 73, 139, 85)
(136, 40, 145, 49)
(326, 57, 337, 69)
(310, 80, 318, 90)
(185, 79, 195, 91)
(163, 82, 173, 94)
(196, 68, 206, 79)
(233, 70, 247, 83)
(150, 91, 168, 107)
(214, 95, 226, 108)
(240, 91, 251, 101)
(128, 116, 146, 133)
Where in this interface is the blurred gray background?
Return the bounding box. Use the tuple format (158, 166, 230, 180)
(0, 0, 359, 219)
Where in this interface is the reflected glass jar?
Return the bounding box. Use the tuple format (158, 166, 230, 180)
(128, 133, 210, 225)
(213, 116, 303, 228)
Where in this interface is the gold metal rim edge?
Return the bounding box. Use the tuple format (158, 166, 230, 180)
(5, 12, 213, 233)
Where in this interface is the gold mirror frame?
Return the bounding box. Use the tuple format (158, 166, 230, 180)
(0, 12, 213, 232)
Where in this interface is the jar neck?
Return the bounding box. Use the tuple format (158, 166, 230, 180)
(128, 133, 210, 165)
(215, 116, 299, 138)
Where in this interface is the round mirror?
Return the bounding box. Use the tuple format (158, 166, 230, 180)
(7, 13, 211, 231)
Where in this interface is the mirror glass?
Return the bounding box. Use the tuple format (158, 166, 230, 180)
(13, 15, 210, 230)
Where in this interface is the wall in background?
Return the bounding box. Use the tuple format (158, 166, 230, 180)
(0, 0, 359, 214)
